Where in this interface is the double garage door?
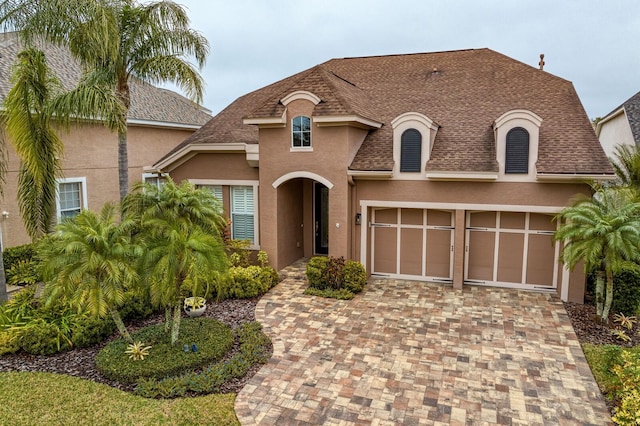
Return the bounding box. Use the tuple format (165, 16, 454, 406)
(370, 208, 559, 290)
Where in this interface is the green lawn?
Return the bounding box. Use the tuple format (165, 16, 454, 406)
(0, 372, 240, 425)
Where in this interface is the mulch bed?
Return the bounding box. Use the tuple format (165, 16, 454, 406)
(0, 298, 270, 394)
(564, 301, 640, 347)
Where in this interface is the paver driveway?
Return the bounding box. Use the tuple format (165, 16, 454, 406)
(235, 260, 611, 425)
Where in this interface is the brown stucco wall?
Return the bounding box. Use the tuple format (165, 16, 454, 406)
(168, 152, 259, 182)
(277, 179, 304, 267)
(0, 123, 195, 248)
(258, 98, 367, 269)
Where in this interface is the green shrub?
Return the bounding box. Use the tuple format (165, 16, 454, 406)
(134, 321, 271, 398)
(306, 256, 329, 289)
(96, 317, 234, 383)
(305, 256, 367, 298)
(225, 239, 251, 267)
(117, 291, 154, 322)
(71, 316, 116, 348)
(582, 343, 624, 398)
(219, 265, 279, 299)
(612, 350, 640, 425)
(6, 260, 41, 286)
(19, 320, 72, 355)
(342, 260, 367, 293)
(612, 270, 640, 316)
(3, 243, 37, 272)
(0, 329, 21, 355)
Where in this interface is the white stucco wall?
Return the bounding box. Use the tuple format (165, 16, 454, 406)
(598, 111, 635, 159)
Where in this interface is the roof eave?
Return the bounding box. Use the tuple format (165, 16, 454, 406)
(536, 173, 616, 182)
(314, 115, 383, 129)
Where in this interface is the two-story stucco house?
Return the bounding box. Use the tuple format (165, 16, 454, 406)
(0, 32, 211, 249)
(152, 48, 614, 303)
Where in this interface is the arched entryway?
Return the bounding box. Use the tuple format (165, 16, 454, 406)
(272, 172, 333, 266)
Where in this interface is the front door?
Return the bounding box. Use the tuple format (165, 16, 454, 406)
(314, 182, 329, 255)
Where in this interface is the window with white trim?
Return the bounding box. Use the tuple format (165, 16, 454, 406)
(197, 184, 223, 212)
(142, 173, 167, 189)
(292, 116, 311, 148)
(231, 186, 254, 243)
(56, 178, 87, 222)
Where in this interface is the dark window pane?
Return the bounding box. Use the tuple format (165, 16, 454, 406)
(400, 129, 422, 172)
(505, 127, 529, 173)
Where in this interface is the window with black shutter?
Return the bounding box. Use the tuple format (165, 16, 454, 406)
(400, 129, 422, 172)
(505, 127, 529, 173)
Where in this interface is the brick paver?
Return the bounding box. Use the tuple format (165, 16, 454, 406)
(235, 260, 611, 425)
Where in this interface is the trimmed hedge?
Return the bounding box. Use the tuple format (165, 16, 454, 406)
(134, 321, 271, 398)
(305, 256, 367, 299)
(213, 266, 280, 300)
(96, 317, 234, 383)
(612, 270, 640, 316)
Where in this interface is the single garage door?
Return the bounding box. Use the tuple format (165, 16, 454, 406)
(465, 211, 559, 290)
(371, 208, 454, 282)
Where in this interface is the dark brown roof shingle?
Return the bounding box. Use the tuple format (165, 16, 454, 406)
(164, 48, 612, 175)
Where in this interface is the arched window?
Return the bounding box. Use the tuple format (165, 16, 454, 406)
(292, 116, 311, 148)
(505, 127, 529, 173)
(400, 129, 422, 172)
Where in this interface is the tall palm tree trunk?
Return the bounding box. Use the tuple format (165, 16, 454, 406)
(601, 269, 615, 323)
(594, 270, 605, 320)
(118, 128, 129, 201)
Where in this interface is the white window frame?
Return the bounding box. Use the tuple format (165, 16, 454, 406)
(142, 172, 168, 189)
(56, 177, 88, 222)
(391, 112, 438, 179)
(188, 179, 260, 249)
(291, 115, 313, 152)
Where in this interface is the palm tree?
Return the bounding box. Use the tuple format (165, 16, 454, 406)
(554, 187, 640, 322)
(1, 0, 209, 200)
(123, 178, 227, 345)
(40, 203, 140, 342)
(3, 48, 64, 239)
(611, 144, 640, 190)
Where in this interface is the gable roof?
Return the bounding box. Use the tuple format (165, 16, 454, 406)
(0, 32, 211, 128)
(600, 91, 640, 145)
(163, 48, 612, 175)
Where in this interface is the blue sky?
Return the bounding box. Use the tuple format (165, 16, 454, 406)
(175, 0, 640, 119)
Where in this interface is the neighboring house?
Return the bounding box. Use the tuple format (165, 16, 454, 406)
(153, 48, 613, 303)
(0, 32, 211, 249)
(596, 91, 640, 158)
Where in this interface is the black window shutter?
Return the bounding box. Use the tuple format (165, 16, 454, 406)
(400, 129, 422, 172)
(505, 128, 529, 173)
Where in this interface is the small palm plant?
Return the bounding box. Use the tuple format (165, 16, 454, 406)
(123, 179, 227, 345)
(40, 203, 140, 343)
(554, 187, 640, 323)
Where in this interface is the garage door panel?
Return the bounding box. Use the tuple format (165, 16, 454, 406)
(526, 234, 555, 286)
(427, 209, 452, 227)
(467, 230, 495, 281)
(373, 227, 397, 274)
(400, 228, 423, 275)
(401, 209, 423, 225)
(529, 213, 556, 231)
(500, 212, 526, 229)
(375, 208, 397, 224)
(426, 229, 451, 278)
(469, 211, 496, 228)
(497, 233, 524, 283)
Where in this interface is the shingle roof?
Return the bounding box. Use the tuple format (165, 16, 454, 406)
(166, 48, 612, 175)
(0, 32, 211, 127)
(603, 91, 640, 145)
